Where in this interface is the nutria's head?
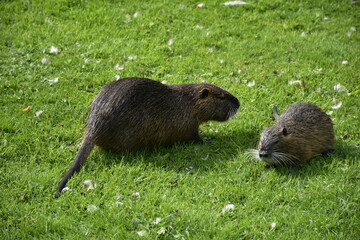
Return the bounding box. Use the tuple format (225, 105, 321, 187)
(191, 83, 240, 123)
(257, 125, 302, 166)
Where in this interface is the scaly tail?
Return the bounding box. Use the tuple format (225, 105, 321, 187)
(55, 136, 95, 198)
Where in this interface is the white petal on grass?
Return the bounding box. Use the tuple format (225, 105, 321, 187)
(84, 58, 91, 63)
(247, 80, 256, 87)
(271, 222, 277, 230)
(350, 27, 356, 32)
(196, 24, 204, 29)
(168, 38, 174, 46)
(116, 194, 123, 200)
(115, 201, 124, 206)
(331, 101, 342, 110)
(115, 64, 124, 70)
(35, 110, 44, 117)
(223, 1, 248, 6)
(334, 84, 347, 93)
(157, 227, 166, 235)
(132, 192, 141, 198)
(341, 60, 348, 65)
(323, 16, 329, 20)
(87, 204, 98, 212)
(301, 32, 308, 37)
(84, 179, 97, 190)
(154, 217, 162, 225)
(61, 187, 72, 193)
(48, 77, 59, 84)
(202, 154, 209, 160)
(288, 80, 305, 88)
(161, 80, 167, 84)
(197, 3, 205, 8)
(115, 75, 121, 80)
(222, 204, 235, 214)
(41, 58, 51, 64)
(133, 12, 140, 18)
(128, 55, 137, 60)
(50, 46, 59, 54)
(346, 32, 352, 37)
(137, 230, 148, 236)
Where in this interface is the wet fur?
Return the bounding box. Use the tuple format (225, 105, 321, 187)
(56, 77, 239, 197)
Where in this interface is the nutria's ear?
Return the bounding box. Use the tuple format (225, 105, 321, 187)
(272, 106, 280, 120)
(200, 88, 209, 98)
(282, 127, 288, 136)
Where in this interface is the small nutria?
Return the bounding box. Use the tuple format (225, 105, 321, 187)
(56, 77, 240, 197)
(255, 102, 335, 167)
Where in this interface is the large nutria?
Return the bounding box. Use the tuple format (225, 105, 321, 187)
(56, 77, 240, 197)
(255, 102, 335, 167)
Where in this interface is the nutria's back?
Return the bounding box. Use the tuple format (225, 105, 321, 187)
(88, 78, 239, 152)
(56, 77, 240, 197)
(257, 102, 335, 166)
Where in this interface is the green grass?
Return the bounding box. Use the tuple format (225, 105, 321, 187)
(1, 0, 359, 239)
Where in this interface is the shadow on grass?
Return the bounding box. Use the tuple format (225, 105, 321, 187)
(89, 128, 260, 173)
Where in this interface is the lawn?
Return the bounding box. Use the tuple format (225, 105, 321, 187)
(0, 0, 359, 239)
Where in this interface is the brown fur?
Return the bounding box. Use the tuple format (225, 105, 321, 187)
(257, 102, 335, 167)
(56, 77, 240, 197)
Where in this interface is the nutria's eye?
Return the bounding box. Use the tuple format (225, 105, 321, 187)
(282, 127, 288, 136)
(274, 140, 279, 145)
(200, 88, 209, 98)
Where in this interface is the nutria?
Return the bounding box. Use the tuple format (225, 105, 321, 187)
(254, 102, 335, 167)
(55, 77, 240, 197)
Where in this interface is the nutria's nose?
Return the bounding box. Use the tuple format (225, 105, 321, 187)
(259, 150, 269, 159)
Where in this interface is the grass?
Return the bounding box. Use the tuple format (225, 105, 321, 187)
(0, 0, 359, 239)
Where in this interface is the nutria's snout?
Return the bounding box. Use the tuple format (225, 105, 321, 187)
(258, 149, 270, 160)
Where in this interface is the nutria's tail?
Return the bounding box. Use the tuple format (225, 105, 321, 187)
(55, 136, 95, 198)
(272, 106, 279, 120)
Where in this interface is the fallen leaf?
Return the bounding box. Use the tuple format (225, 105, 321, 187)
(21, 106, 30, 111)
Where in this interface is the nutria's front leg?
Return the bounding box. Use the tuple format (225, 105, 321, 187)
(187, 131, 203, 144)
